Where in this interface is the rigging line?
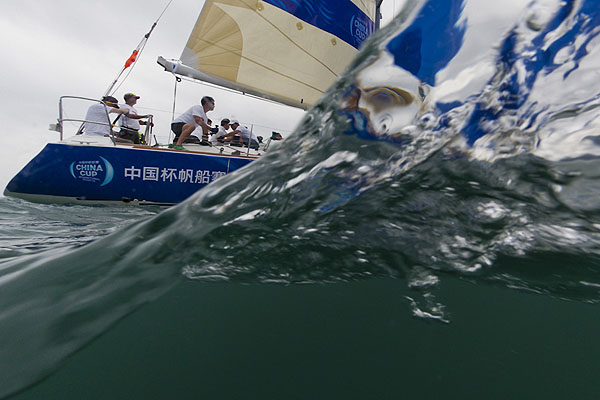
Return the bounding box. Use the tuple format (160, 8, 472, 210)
(110, 39, 149, 96)
(169, 75, 180, 144)
(105, 0, 174, 96)
(156, 0, 174, 22)
(174, 73, 305, 111)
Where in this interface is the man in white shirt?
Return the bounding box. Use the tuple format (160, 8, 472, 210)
(84, 96, 129, 137)
(210, 118, 230, 145)
(230, 120, 259, 149)
(171, 96, 215, 149)
(118, 92, 152, 144)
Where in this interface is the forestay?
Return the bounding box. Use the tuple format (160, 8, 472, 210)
(174, 0, 377, 109)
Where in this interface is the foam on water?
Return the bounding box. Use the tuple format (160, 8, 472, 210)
(2, 0, 600, 397)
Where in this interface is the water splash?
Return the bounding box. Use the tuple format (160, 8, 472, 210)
(3, 0, 600, 397)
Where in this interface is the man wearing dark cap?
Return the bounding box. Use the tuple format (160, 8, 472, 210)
(118, 92, 152, 144)
(210, 118, 230, 145)
(83, 96, 129, 137)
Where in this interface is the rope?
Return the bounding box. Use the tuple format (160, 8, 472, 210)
(109, 38, 149, 95)
(174, 73, 300, 109)
(155, 0, 174, 22)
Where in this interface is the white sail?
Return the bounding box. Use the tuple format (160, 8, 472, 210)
(160, 0, 378, 109)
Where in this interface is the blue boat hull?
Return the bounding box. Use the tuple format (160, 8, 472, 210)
(4, 143, 254, 205)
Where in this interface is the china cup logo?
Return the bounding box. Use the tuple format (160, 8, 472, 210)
(70, 157, 114, 186)
(350, 14, 373, 47)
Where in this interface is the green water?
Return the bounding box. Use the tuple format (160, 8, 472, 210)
(10, 277, 599, 399)
(5, 0, 600, 397)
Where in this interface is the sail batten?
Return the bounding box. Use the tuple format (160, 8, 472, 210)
(175, 0, 378, 108)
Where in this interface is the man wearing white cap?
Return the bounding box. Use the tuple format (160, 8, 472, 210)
(118, 92, 152, 144)
(229, 120, 259, 149)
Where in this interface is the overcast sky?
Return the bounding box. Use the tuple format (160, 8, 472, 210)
(0, 0, 403, 190)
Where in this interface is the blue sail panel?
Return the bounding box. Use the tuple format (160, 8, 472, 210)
(263, 0, 375, 49)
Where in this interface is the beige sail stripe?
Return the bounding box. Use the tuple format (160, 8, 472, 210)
(194, 36, 326, 95)
(237, 0, 339, 78)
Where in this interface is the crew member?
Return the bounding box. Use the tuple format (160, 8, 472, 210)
(229, 120, 259, 149)
(84, 96, 128, 137)
(171, 96, 215, 149)
(118, 92, 152, 144)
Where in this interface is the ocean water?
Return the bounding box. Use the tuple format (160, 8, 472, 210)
(3, 0, 600, 398)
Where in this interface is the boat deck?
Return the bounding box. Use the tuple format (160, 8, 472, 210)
(63, 135, 264, 159)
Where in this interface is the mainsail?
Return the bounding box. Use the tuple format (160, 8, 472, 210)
(159, 0, 379, 109)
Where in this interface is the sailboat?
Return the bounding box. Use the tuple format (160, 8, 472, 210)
(4, 0, 382, 205)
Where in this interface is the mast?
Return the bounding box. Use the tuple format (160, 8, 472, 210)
(376, 0, 384, 30)
(103, 0, 174, 97)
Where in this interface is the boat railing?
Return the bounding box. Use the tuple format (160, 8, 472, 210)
(247, 125, 254, 157)
(262, 137, 273, 151)
(142, 115, 154, 145)
(57, 96, 118, 145)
